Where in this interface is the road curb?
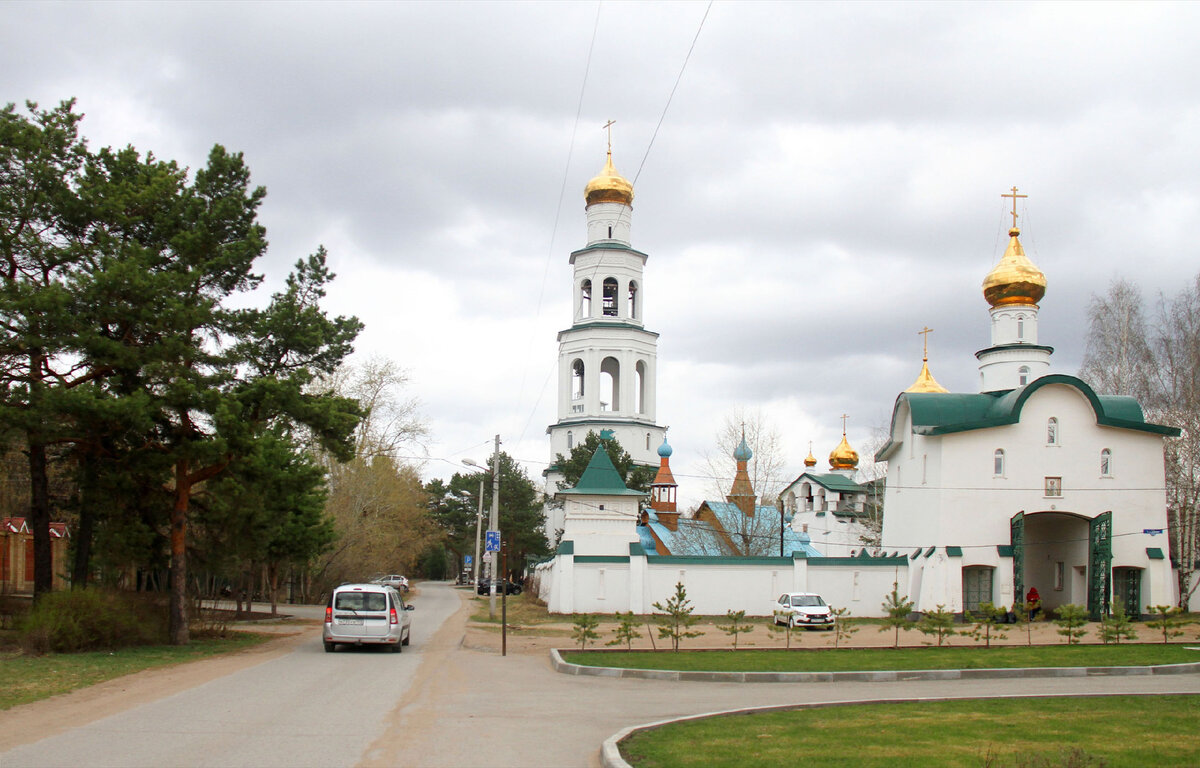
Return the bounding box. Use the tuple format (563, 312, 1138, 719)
(550, 648, 1200, 684)
(597, 691, 1193, 768)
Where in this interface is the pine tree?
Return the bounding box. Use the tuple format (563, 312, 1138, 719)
(878, 583, 914, 647)
(652, 581, 703, 651)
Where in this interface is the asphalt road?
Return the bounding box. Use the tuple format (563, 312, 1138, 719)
(0, 584, 462, 768)
(4, 582, 1199, 768)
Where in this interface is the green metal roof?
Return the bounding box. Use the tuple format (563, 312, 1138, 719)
(876, 374, 1180, 460)
(556, 444, 646, 497)
(799, 472, 864, 493)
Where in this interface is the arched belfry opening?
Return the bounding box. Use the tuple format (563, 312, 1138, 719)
(635, 360, 646, 414)
(602, 277, 619, 317)
(571, 359, 585, 400)
(628, 280, 639, 320)
(579, 280, 592, 319)
(600, 356, 620, 411)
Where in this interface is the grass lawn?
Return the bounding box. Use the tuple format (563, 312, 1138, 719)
(563, 644, 1200, 672)
(0, 631, 275, 710)
(619, 695, 1200, 768)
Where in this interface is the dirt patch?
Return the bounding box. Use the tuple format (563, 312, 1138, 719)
(463, 615, 1200, 655)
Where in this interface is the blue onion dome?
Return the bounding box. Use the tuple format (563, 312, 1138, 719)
(733, 436, 753, 462)
(658, 437, 673, 458)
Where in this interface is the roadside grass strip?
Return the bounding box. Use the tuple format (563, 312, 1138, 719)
(0, 632, 274, 710)
(618, 694, 1200, 768)
(564, 644, 1200, 673)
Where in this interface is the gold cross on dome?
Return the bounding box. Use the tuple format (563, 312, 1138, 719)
(918, 326, 934, 360)
(840, 414, 849, 434)
(1001, 186, 1028, 229)
(603, 120, 616, 154)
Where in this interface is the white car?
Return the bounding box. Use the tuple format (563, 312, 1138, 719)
(773, 592, 835, 629)
(373, 574, 409, 592)
(323, 583, 413, 652)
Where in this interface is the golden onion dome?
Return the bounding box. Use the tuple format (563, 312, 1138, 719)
(804, 450, 817, 468)
(982, 228, 1047, 307)
(906, 360, 949, 394)
(829, 434, 859, 471)
(584, 151, 634, 207)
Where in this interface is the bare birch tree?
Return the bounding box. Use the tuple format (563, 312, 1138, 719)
(701, 407, 786, 504)
(1082, 276, 1200, 607)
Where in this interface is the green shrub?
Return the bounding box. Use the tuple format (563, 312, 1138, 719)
(18, 590, 168, 654)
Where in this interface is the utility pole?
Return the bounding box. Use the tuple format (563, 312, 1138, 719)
(489, 434, 501, 619)
(472, 477, 484, 586)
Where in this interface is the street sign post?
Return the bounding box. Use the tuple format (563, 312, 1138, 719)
(464, 555, 473, 567)
(486, 530, 501, 552)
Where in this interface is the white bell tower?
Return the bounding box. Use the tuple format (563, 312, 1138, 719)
(544, 132, 667, 539)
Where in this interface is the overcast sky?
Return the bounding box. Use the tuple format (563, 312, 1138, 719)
(6, 1, 1199, 509)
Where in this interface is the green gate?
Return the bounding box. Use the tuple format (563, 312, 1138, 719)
(1088, 511, 1112, 621)
(1010, 512, 1024, 610)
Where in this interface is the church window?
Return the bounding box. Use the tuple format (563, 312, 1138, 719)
(994, 449, 1005, 476)
(600, 356, 620, 411)
(1047, 417, 1059, 445)
(567, 431, 573, 451)
(1100, 448, 1112, 476)
(607, 225, 612, 238)
(571, 359, 585, 400)
(628, 280, 639, 319)
(1045, 476, 1062, 497)
(646, 432, 650, 450)
(579, 280, 592, 318)
(1018, 366, 1030, 386)
(963, 567, 994, 613)
(1017, 316, 1025, 339)
(635, 361, 646, 414)
(602, 278, 619, 317)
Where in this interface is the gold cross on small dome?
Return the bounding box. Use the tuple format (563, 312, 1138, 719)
(1001, 186, 1028, 229)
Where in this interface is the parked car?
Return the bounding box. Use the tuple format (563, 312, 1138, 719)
(772, 591, 834, 629)
(372, 574, 409, 591)
(323, 583, 414, 652)
(476, 578, 522, 596)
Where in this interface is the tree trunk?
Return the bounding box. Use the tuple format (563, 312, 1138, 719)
(169, 458, 191, 645)
(28, 437, 53, 599)
(72, 500, 95, 589)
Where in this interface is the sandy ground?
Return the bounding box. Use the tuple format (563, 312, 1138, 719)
(460, 604, 1200, 654)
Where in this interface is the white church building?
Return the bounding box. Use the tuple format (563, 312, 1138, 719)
(542, 141, 667, 540)
(532, 150, 1182, 619)
(877, 219, 1180, 619)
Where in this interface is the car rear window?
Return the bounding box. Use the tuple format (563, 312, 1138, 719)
(335, 591, 387, 611)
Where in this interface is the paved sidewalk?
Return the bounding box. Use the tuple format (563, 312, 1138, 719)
(359, 586, 1200, 768)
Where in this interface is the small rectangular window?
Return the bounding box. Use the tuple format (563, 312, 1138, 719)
(1045, 477, 1062, 497)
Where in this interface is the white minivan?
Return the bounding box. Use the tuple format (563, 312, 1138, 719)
(323, 583, 414, 652)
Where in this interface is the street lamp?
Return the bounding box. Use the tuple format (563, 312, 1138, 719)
(465, 434, 501, 618)
(461, 461, 486, 587)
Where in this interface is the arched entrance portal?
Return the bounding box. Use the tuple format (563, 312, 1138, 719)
(1011, 510, 1111, 619)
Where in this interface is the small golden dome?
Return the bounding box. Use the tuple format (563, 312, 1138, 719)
(584, 151, 634, 207)
(804, 451, 817, 468)
(907, 360, 949, 394)
(829, 434, 859, 471)
(982, 228, 1046, 307)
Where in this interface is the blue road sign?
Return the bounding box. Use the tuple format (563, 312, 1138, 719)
(486, 530, 501, 552)
(464, 555, 473, 566)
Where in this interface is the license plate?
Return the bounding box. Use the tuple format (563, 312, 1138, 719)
(338, 618, 363, 625)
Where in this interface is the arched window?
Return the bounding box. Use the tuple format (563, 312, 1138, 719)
(994, 449, 1005, 476)
(602, 278, 619, 317)
(600, 356, 620, 411)
(579, 280, 592, 318)
(1018, 366, 1030, 386)
(1100, 448, 1112, 476)
(646, 432, 651, 450)
(635, 360, 646, 414)
(628, 280, 639, 319)
(571, 359, 585, 400)
(1017, 315, 1025, 340)
(567, 431, 573, 451)
(1047, 417, 1059, 445)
